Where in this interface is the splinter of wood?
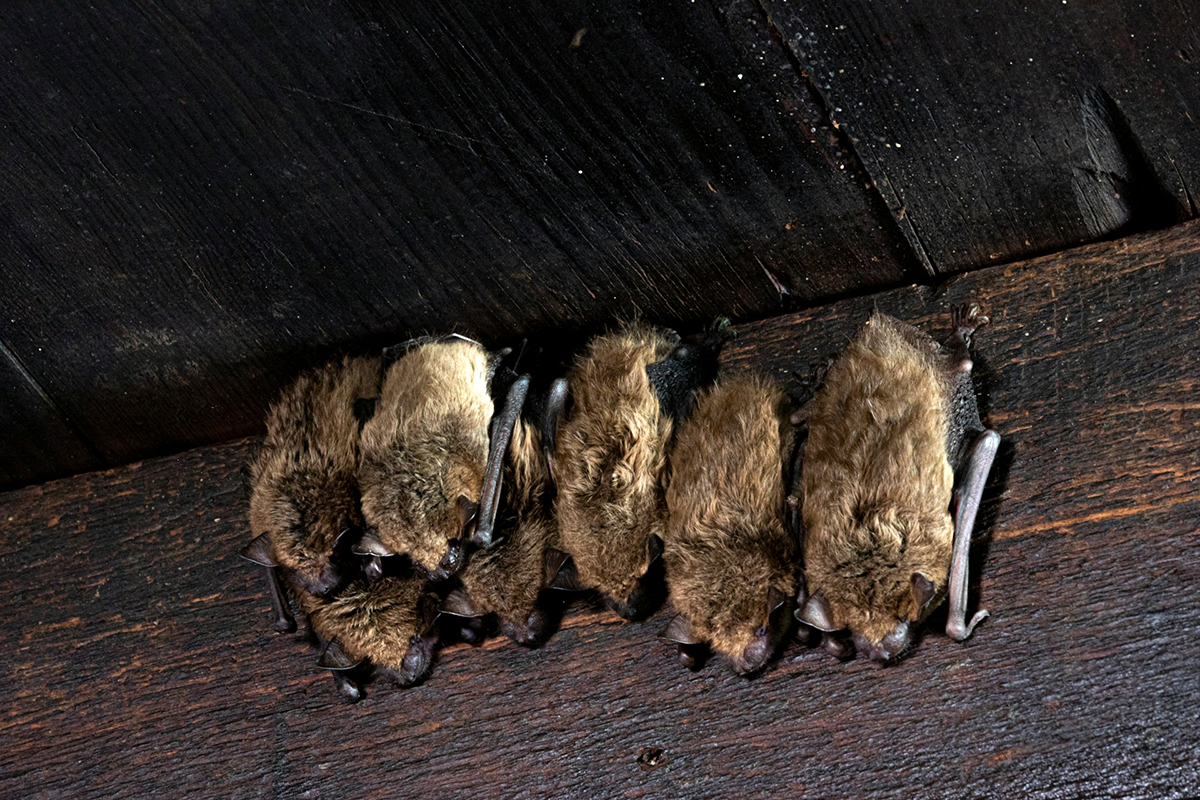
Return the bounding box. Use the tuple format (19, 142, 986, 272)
(946, 429, 1000, 641)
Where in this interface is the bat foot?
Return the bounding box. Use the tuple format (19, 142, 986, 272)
(946, 609, 989, 642)
(273, 615, 297, 634)
(951, 303, 989, 342)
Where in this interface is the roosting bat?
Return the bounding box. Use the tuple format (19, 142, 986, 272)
(795, 305, 1000, 662)
(551, 321, 730, 620)
(301, 566, 441, 701)
(661, 375, 800, 674)
(240, 355, 382, 632)
(439, 380, 566, 647)
(355, 335, 528, 580)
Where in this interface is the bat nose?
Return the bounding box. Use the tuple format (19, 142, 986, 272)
(853, 622, 911, 663)
(606, 595, 639, 620)
(736, 633, 774, 675)
(309, 565, 344, 597)
(399, 637, 434, 685)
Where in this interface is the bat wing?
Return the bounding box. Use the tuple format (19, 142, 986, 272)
(946, 428, 1000, 641)
(473, 374, 531, 549)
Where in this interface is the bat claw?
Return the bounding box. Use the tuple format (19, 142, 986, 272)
(947, 608, 989, 642)
(273, 615, 297, 634)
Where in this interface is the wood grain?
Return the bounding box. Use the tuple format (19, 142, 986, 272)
(761, 0, 1200, 273)
(3, 222, 1199, 798)
(0, 343, 102, 489)
(0, 0, 917, 483)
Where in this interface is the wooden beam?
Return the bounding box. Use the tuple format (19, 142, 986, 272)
(3, 222, 1199, 797)
(0, 0, 919, 480)
(762, 0, 1200, 272)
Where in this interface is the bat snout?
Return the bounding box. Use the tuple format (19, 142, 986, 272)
(852, 621, 911, 663)
(734, 629, 777, 675)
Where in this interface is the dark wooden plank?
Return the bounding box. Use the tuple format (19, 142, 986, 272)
(0, 0, 917, 482)
(3, 222, 1199, 798)
(761, 0, 1200, 272)
(0, 342, 103, 489)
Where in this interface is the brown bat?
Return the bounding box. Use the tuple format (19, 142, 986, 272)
(240, 355, 382, 633)
(551, 321, 730, 619)
(795, 305, 1000, 662)
(303, 570, 441, 700)
(439, 386, 565, 646)
(660, 376, 800, 674)
(355, 335, 528, 580)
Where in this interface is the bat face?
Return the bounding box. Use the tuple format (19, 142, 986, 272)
(802, 514, 950, 661)
(554, 324, 677, 619)
(667, 552, 797, 674)
(308, 576, 441, 689)
(664, 377, 799, 674)
(358, 340, 493, 578)
(798, 309, 993, 662)
(246, 355, 380, 597)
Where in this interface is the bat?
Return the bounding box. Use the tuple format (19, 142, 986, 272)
(240, 355, 382, 632)
(305, 566, 441, 700)
(355, 335, 529, 580)
(439, 378, 567, 647)
(550, 320, 731, 619)
(794, 305, 1000, 662)
(660, 375, 800, 674)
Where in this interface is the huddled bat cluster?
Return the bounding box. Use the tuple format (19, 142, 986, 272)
(240, 306, 1000, 698)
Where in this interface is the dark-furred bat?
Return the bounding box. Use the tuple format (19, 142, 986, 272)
(661, 375, 800, 674)
(240, 355, 382, 632)
(795, 305, 1000, 662)
(355, 335, 527, 580)
(551, 321, 729, 620)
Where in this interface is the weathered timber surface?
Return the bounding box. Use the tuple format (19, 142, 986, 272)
(761, 0, 1200, 273)
(0, 0, 917, 487)
(0, 343, 102, 488)
(3, 222, 1200, 798)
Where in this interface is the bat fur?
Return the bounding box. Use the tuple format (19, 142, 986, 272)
(798, 306, 997, 662)
(552, 323, 679, 619)
(245, 355, 381, 599)
(357, 338, 497, 578)
(663, 375, 799, 674)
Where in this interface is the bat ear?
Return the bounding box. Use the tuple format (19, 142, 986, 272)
(457, 495, 480, 538)
(439, 588, 481, 619)
(419, 594, 441, 631)
(767, 586, 787, 614)
(646, 534, 664, 564)
(660, 614, 704, 645)
(911, 573, 939, 617)
(352, 529, 394, 558)
(545, 548, 584, 591)
(333, 517, 360, 550)
(363, 555, 384, 581)
(318, 639, 361, 671)
(353, 397, 378, 429)
(795, 590, 838, 632)
(544, 378, 569, 433)
(239, 533, 277, 567)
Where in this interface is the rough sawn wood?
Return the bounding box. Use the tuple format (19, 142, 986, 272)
(2, 223, 1199, 798)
